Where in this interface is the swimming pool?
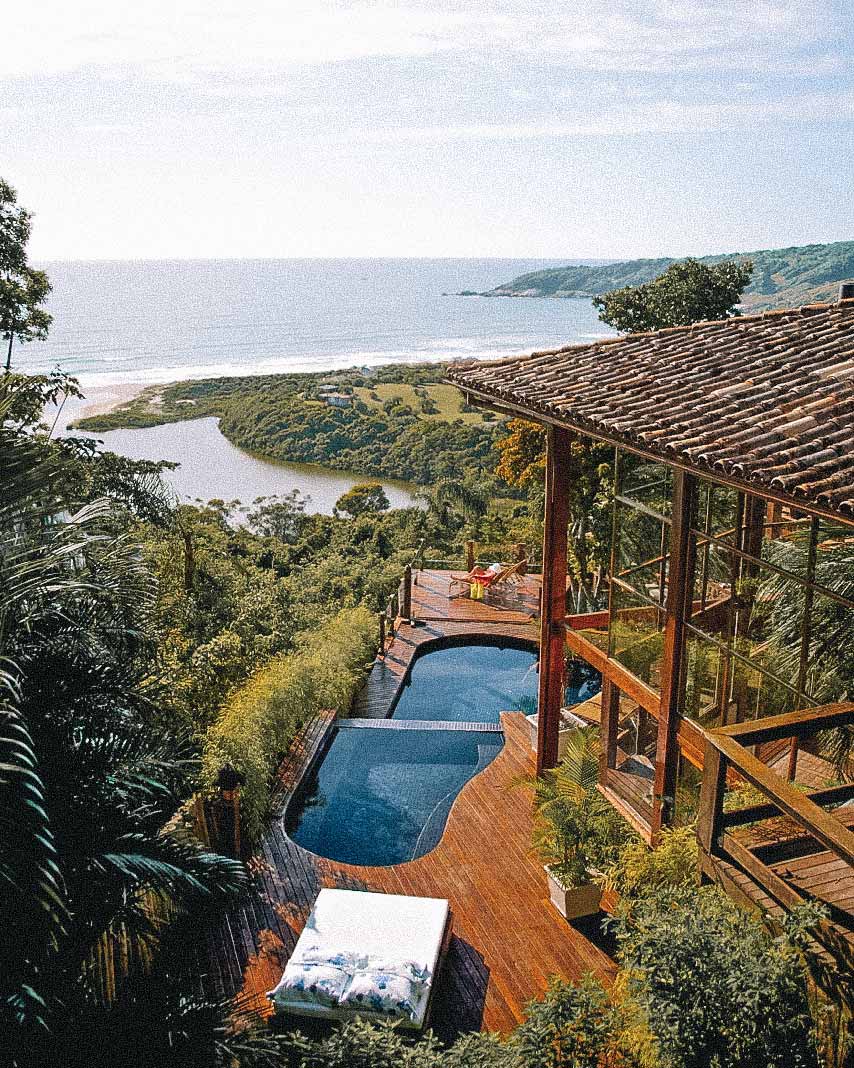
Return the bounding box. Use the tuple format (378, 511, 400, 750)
(286, 723, 503, 866)
(391, 640, 539, 723)
(285, 639, 601, 866)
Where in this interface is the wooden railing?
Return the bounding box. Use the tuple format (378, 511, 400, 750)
(697, 703, 854, 927)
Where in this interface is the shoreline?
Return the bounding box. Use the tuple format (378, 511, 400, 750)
(56, 381, 149, 434)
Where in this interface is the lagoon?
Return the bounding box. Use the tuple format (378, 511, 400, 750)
(68, 413, 419, 517)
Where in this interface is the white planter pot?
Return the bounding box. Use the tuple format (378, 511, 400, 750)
(526, 710, 588, 761)
(546, 867, 602, 920)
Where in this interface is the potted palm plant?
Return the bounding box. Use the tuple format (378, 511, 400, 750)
(525, 729, 632, 920)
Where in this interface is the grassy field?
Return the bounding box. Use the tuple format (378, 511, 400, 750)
(353, 382, 492, 425)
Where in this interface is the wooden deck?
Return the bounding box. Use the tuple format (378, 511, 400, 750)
(353, 569, 540, 718)
(202, 712, 616, 1040)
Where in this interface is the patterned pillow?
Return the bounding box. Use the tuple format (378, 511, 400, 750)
(296, 944, 367, 971)
(339, 969, 424, 1020)
(362, 956, 430, 984)
(268, 961, 351, 1009)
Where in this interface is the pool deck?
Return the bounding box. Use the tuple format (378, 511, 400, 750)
(202, 711, 616, 1039)
(353, 568, 541, 718)
(201, 569, 618, 1039)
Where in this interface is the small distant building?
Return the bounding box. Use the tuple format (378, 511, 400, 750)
(324, 392, 353, 408)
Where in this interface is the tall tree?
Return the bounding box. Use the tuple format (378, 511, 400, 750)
(0, 179, 52, 373)
(593, 257, 753, 333)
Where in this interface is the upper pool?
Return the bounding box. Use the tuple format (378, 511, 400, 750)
(391, 640, 539, 724)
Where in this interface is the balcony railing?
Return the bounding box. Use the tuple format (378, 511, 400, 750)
(697, 702, 854, 954)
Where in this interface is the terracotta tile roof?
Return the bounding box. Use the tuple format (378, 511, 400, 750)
(448, 299, 854, 520)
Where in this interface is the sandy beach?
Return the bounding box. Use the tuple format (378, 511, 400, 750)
(52, 381, 148, 434)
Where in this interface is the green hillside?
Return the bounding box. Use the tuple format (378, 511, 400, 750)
(483, 239, 854, 311)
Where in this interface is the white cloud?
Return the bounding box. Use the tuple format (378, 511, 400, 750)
(292, 90, 854, 144)
(2, 0, 842, 83)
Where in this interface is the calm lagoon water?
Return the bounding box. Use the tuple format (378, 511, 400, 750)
(71, 416, 418, 514)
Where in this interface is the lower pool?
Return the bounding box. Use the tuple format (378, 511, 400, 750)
(286, 724, 503, 866)
(285, 640, 601, 867)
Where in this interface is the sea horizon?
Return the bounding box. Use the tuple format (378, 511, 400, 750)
(22, 257, 614, 389)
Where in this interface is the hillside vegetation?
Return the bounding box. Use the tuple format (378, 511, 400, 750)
(483, 239, 854, 311)
(74, 363, 503, 485)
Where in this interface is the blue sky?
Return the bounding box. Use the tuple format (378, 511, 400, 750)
(4, 1, 853, 259)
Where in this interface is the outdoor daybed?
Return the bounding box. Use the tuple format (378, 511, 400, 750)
(267, 888, 452, 1030)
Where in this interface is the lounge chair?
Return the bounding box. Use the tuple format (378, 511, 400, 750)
(268, 889, 452, 1030)
(448, 558, 527, 598)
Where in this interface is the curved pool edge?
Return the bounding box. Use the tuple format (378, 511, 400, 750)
(383, 629, 539, 720)
(278, 713, 520, 873)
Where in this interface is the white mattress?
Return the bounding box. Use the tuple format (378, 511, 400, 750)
(271, 889, 450, 1028)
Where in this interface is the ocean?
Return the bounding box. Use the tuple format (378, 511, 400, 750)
(25, 258, 611, 385)
(29, 259, 612, 514)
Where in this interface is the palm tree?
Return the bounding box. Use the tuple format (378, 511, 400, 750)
(762, 527, 854, 776)
(0, 379, 248, 1065)
(518, 730, 632, 888)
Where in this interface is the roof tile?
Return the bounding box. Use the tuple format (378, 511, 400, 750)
(447, 300, 854, 520)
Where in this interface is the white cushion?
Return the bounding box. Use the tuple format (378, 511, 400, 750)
(340, 969, 424, 1020)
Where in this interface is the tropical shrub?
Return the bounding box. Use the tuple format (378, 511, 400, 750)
(512, 976, 633, 1068)
(603, 826, 698, 901)
(202, 605, 377, 840)
(614, 885, 820, 1068)
(0, 376, 247, 1066)
(525, 730, 634, 889)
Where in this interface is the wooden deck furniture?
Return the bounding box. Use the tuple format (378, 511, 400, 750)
(448, 559, 529, 599)
(697, 703, 854, 968)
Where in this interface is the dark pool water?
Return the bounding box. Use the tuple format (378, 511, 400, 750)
(286, 725, 503, 866)
(391, 642, 539, 723)
(286, 642, 601, 866)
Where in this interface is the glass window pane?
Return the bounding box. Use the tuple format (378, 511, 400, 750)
(621, 460, 673, 519)
(683, 628, 726, 728)
(674, 751, 703, 827)
(615, 502, 669, 576)
(609, 582, 665, 691)
(694, 480, 741, 543)
(804, 590, 854, 704)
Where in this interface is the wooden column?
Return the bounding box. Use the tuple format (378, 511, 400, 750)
(537, 426, 571, 775)
(696, 741, 727, 861)
(401, 564, 412, 620)
(651, 468, 696, 838)
(599, 678, 621, 787)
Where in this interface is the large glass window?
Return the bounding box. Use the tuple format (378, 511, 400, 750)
(685, 482, 854, 728)
(608, 454, 672, 692)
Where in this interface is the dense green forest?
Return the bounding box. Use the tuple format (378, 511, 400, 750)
(481, 239, 854, 310)
(74, 363, 503, 485)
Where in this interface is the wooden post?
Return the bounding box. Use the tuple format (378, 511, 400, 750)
(401, 564, 412, 620)
(696, 742, 727, 861)
(651, 468, 696, 838)
(537, 426, 571, 776)
(378, 611, 386, 656)
(465, 539, 475, 572)
(599, 678, 620, 787)
(513, 542, 527, 575)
